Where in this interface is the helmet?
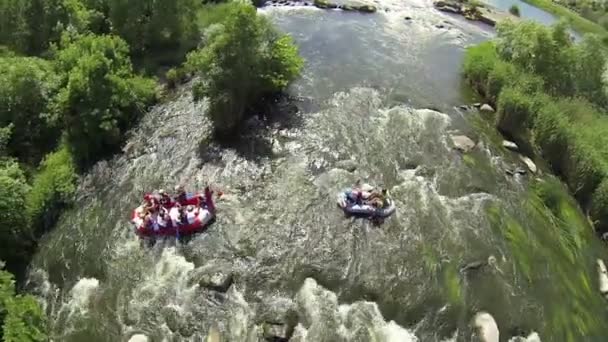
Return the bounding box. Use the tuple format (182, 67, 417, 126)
(186, 205, 194, 212)
(159, 189, 166, 195)
(174, 185, 185, 193)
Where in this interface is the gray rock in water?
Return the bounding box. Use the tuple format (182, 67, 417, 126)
(473, 102, 482, 108)
(502, 140, 518, 151)
(189, 262, 234, 293)
(162, 306, 181, 333)
(336, 159, 358, 172)
(597, 259, 608, 299)
(263, 322, 292, 341)
(436, 24, 446, 29)
(404, 16, 412, 20)
(459, 104, 469, 110)
(519, 155, 537, 173)
(460, 260, 487, 273)
(451, 135, 476, 153)
(128, 334, 149, 342)
(480, 103, 495, 113)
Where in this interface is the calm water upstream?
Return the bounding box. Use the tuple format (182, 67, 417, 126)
(27, 1, 608, 341)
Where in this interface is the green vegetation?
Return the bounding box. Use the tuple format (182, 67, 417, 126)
(186, 2, 303, 136)
(509, 4, 521, 16)
(522, 0, 606, 36)
(0, 0, 303, 338)
(0, 267, 47, 342)
(464, 20, 608, 232)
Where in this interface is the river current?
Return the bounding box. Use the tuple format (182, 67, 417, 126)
(26, 1, 608, 341)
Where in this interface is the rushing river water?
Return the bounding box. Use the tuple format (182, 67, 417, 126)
(26, 1, 608, 341)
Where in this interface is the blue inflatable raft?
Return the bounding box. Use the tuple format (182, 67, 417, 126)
(337, 189, 396, 218)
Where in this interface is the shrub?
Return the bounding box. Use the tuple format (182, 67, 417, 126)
(0, 161, 31, 266)
(463, 41, 499, 97)
(26, 145, 77, 233)
(485, 61, 543, 103)
(166, 67, 186, 89)
(591, 179, 608, 231)
(509, 5, 520, 16)
(532, 101, 571, 174)
(496, 87, 546, 136)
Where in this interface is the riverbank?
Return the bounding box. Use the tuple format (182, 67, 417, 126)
(522, 0, 606, 36)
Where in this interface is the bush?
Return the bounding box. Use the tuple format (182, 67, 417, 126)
(52, 33, 157, 167)
(0, 269, 47, 342)
(26, 146, 77, 233)
(166, 67, 186, 89)
(591, 179, 608, 231)
(463, 41, 499, 97)
(186, 2, 303, 136)
(0, 161, 31, 267)
(0, 57, 60, 164)
(509, 5, 520, 16)
(496, 87, 546, 136)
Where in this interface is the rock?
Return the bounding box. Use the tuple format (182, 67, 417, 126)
(473, 102, 481, 108)
(460, 260, 487, 273)
(314, 0, 337, 9)
(404, 16, 412, 20)
(435, 24, 446, 29)
(128, 334, 149, 342)
(514, 167, 527, 175)
(207, 326, 221, 342)
(433, 0, 462, 14)
(502, 140, 518, 151)
(480, 103, 494, 113)
(505, 169, 514, 176)
(451, 135, 476, 153)
(263, 322, 292, 341)
(519, 155, 537, 173)
(472, 312, 499, 342)
(354, 4, 376, 12)
(597, 259, 608, 299)
(189, 262, 234, 293)
(336, 159, 358, 172)
(459, 105, 469, 110)
(162, 306, 181, 333)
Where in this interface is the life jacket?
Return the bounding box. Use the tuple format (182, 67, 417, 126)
(177, 192, 200, 206)
(157, 214, 169, 228)
(186, 209, 198, 224)
(169, 207, 181, 226)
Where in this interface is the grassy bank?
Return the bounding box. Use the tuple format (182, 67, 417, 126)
(463, 20, 608, 233)
(522, 0, 606, 35)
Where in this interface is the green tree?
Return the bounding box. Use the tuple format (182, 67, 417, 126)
(107, 0, 201, 57)
(52, 33, 156, 167)
(573, 34, 607, 106)
(0, 0, 94, 55)
(0, 161, 31, 267)
(0, 57, 60, 163)
(186, 2, 303, 136)
(0, 268, 47, 342)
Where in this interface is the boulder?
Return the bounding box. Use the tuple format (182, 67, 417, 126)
(480, 103, 494, 113)
(519, 155, 537, 173)
(597, 259, 608, 299)
(314, 0, 337, 9)
(189, 262, 235, 293)
(128, 335, 149, 342)
(207, 326, 221, 342)
(404, 16, 412, 20)
(473, 102, 482, 108)
(336, 159, 358, 172)
(472, 312, 499, 342)
(354, 4, 377, 12)
(436, 24, 446, 29)
(451, 135, 476, 153)
(502, 140, 518, 151)
(263, 322, 292, 341)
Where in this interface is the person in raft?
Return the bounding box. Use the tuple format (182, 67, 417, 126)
(348, 181, 388, 208)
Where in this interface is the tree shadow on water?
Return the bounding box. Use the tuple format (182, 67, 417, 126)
(198, 94, 315, 164)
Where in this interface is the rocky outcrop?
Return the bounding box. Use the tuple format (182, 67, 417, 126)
(434, 0, 517, 27)
(433, 0, 463, 14)
(472, 312, 499, 342)
(451, 135, 476, 153)
(128, 334, 149, 342)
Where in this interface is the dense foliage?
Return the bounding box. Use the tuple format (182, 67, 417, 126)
(0, 268, 47, 342)
(186, 2, 303, 136)
(464, 19, 608, 232)
(0, 57, 59, 164)
(52, 33, 157, 167)
(0, 162, 31, 268)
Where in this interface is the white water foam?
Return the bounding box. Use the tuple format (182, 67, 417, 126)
(66, 277, 100, 316)
(296, 278, 419, 341)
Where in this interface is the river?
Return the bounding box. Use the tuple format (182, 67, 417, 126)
(26, 1, 608, 341)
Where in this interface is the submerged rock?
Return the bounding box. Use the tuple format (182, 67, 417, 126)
(263, 322, 292, 341)
(451, 135, 476, 153)
(597, 259, 608, 299)
(404, 16, 412, 20)
(480, 104, 495, 113)
(336, 159, 358, 172)
(189, 262, 235, 293)
(519, 155, 537, 173)
(472, 312, 499, 342)
(502, 140, 518, 151)
(433, 0, 462, 14)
